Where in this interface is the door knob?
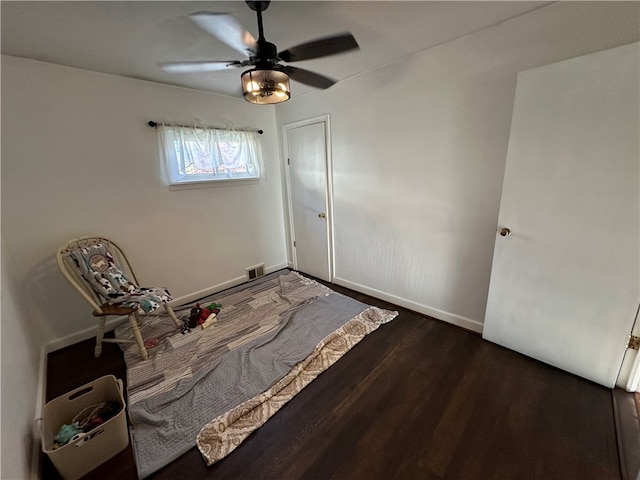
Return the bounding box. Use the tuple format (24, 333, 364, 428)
(318, 212, 326, 219)
(499, 227, 511, 237)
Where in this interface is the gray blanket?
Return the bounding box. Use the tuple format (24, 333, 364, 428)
(126, 272, 372, 478)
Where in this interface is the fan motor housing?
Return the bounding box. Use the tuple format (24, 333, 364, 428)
(255, 41, 279, 66)
(246, 1, 270, 12)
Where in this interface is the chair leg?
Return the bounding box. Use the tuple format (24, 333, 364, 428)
(95, 317, 106, 358)
(129, 311, 148, 360)
(165, 303, 182, 328)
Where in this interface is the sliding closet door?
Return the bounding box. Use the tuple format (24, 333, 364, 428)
(483, 43, 639, 388)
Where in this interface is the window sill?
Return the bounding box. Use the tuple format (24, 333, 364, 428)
(168, 178, 262, 191)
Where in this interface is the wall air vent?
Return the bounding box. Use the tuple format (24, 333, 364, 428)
(246, 263, 265, 280)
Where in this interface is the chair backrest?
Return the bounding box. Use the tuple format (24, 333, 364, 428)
(57, 236, 140, 313)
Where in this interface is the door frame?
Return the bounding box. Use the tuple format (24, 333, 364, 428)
(282, 114, 334, 281)
(618, 303, 640, 392)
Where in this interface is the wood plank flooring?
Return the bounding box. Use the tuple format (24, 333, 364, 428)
(44, 279, 621, 480)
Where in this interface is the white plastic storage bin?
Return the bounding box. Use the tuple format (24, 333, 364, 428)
(41, 375, 129, 480)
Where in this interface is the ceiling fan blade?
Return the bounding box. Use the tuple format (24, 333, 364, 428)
(278, 33, 359, 63)
(189, 12, 258, 57)
(280, 66, 336, 90)
(160, 61, 243, 73)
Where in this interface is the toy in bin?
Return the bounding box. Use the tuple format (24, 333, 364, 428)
(52, 401, 121, 449)
(41, 375, 129, 480)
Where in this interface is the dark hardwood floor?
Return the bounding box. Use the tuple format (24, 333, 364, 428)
(44, 280, 622, 480)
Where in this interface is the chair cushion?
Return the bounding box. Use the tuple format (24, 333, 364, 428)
(115, 286, 173, 313)
(68, 241, 172, 313)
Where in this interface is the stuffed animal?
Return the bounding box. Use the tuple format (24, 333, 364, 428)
(188, 302, 221, 328)
(53, 422, 83, 449)
(188, 305, 202, 329)
(196, 303, 222, 325)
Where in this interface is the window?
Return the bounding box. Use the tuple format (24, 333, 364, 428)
(157, 125, 263, 186)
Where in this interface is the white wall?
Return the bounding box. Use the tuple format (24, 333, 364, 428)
(275, 1, 640, 331)
(1, 56, 288, 345)
(1, 237, 43, 479)
(1, 57, 289, 477)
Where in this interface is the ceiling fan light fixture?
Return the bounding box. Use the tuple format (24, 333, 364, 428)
(241, 68, 290, 105)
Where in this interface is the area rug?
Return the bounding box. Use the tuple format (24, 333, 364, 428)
(116, 270, 398, 478)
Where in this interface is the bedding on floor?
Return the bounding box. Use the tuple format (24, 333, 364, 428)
(115, 270, 398, 478)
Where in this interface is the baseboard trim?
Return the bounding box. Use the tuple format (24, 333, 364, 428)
(612, 388, 640, 480)
(169, 263, 289, 306)
(168, 275, 248, 308)
(43, 263, 290, 354)
(31, 347, 48, 480)
(333, 276, 484, 334)
(44, 316, 128, 354)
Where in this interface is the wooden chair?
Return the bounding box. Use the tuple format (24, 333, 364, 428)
(57, 236, 183, 360)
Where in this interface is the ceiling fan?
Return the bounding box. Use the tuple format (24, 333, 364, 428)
(160, 1, 360, 104)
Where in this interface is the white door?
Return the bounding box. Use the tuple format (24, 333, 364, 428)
(483, 43, 639, 388)
(284, 118, 332, 281)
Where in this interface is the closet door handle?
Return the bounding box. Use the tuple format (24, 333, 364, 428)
(499, 227, 511, 237)
(318, 212, 326, 219)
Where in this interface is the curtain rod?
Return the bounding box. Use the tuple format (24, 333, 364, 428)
(147, 121, 263, 135)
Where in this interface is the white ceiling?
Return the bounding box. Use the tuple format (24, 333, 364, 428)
(1, 1, 552, 100)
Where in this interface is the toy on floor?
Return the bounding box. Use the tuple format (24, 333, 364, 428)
(180, 317, 191, 334)
(188, 302, 221, 329)
(201, 312, 217, 330)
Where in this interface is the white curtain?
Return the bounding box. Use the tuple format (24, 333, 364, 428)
(157, 125, 263, 185)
